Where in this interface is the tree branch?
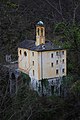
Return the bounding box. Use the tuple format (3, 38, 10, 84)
(44, 0, 65, 21)
(73, 4, 80, 24)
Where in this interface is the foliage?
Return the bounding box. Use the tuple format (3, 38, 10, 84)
(61, 75, 74, 87)
(0, 68, 80, 120)
(54, 22, 80, 48)
(41, 79, 49, 89)
(71, 80, 80, 96)
(54, 22, 80, 76)
(21, 72, 31, 85)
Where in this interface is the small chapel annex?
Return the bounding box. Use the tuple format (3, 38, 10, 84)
(18, 21, 66, 95)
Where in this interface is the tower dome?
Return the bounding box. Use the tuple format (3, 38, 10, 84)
(37, 21, 44, 25)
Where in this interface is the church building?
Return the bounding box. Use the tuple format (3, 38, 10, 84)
(18, 21, 66, 95)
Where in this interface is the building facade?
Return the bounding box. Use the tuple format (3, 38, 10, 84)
(18, 21, 66, 95)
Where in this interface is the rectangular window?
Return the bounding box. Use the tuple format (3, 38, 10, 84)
(51, 63, 53, 67)
(62, 68, 65, 73)
(56, 60, 58, 64)
(32, 61, 34, 66)
(56, 51, 58, 56)
(56, 69, 59, 75)
(33, 70, 34, 76)
(32, 52, 34, 56)
(62, 51, 64, 55)
(62, 59, 64, 63)
(51, 53, 53, 58)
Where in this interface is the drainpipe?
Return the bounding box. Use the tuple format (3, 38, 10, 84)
(41, 51, 44, 96)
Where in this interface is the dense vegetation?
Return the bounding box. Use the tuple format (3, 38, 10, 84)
(0, 67, 80, 120)
(1, 0, 80, 119)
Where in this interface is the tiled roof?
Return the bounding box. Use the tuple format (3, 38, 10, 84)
(19, 39, 63, 51)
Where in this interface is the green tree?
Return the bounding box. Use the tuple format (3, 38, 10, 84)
(71, 80, 80, 97)
(54, 23, 80, 77)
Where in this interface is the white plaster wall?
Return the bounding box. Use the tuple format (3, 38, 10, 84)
(38, 50, 66, 80)
(18, 48, 66, 81)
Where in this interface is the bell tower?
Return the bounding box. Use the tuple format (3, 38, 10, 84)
(36, 21, 45, 46)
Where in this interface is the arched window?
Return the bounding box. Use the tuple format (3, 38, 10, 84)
(41, 28, 43, 36)
(24, 51, 27, 56)
(20, 50, 21, 55)
(38, 28, 39, 35)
